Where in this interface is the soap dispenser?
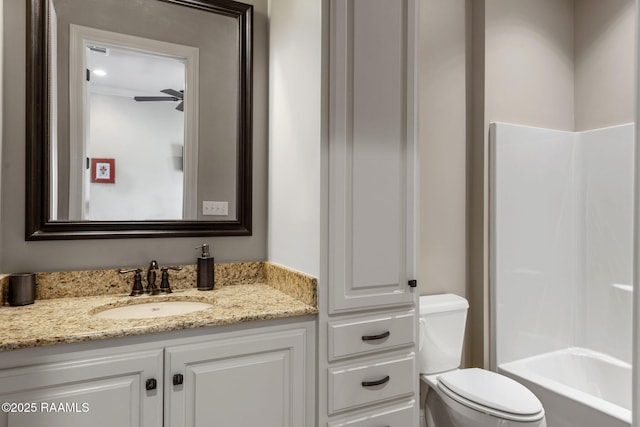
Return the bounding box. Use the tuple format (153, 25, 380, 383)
(195, 244, 214, 290)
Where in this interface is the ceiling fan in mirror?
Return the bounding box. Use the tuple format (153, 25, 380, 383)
(134, 88, 184, 111)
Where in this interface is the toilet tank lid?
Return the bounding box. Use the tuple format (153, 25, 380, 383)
(419, 294, 468, 314)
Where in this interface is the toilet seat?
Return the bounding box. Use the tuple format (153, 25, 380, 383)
(437, 368, 544, 423)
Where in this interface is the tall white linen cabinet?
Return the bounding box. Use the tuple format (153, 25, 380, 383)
(269, 0, 419, 426)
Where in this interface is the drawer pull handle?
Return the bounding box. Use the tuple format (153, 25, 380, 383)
(362, 375, 390, 387)
(145, 378, 157, 391)
(361, 331, 390, 341)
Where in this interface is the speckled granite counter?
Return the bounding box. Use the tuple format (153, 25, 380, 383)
(0, 262, 317, 352)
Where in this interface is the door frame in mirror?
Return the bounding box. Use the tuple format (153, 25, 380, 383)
(26, 0, 253, 240)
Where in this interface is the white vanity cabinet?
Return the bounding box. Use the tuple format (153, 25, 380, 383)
(165, 327, 309, 427)
(0, 319, 315, 427)
(0, 349, 163, 427)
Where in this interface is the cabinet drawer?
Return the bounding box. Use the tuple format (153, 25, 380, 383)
(328, 400, 416, 427)
(328, 310, 415, 360)
(328, 353, 415, 414)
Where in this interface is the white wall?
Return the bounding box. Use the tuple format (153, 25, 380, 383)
(491, 122, 634, 366)
(87, 93, 184, 220)
(267, 0, 323, 277)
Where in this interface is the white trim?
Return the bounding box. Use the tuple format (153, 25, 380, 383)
(632, 2, 639, 425)
(68, 24, 199, 220)
(49, 1, 59, 220)
(0, 0, 3, 248)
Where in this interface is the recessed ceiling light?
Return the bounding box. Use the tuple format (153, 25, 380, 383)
(93, 69, 107, 77)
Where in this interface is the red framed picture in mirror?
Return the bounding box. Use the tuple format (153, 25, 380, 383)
(91, 158, 115, 184)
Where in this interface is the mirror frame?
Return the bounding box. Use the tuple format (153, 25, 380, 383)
(26, 0, 253, 240)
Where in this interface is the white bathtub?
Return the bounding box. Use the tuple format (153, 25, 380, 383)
(499, 348, 631, 427)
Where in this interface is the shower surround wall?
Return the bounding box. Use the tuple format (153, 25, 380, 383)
(490, 122, 634, 366)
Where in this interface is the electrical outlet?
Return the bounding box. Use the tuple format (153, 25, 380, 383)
(202, 201, 228, 216)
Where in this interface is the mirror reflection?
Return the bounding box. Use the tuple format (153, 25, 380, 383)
(26, 0, 253, 239)
(58, 28, 197, 221)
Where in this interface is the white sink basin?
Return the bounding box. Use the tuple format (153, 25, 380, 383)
(94, 301, 213, 320)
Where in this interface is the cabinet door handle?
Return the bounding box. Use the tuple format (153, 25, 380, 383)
(145, 378, 157, 391)
(361, 331, 390, 341)
(361, 375, 390, 387)
(173, 373, 184, 386)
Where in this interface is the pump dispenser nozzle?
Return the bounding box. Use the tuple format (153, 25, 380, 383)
(196, 244, 210, 258)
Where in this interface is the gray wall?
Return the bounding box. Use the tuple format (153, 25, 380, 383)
(1, 0, 269, 273)
(418, 0, 468, 299)
(575, 0, 635, 131)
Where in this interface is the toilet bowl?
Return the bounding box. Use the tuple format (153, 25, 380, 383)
(419, 294, 546, 427)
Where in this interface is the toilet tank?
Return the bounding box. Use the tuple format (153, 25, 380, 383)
(419, 294, 469, 374)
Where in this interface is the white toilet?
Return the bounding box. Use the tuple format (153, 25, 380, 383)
(419, 294, 546, 427)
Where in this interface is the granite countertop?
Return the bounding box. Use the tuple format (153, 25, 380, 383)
(0, 262, 318, 352)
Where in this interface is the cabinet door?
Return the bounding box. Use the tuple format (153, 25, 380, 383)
(165, 328, 308, 427)
(0, 349, 163, 427)
(328, 0, 417, 313)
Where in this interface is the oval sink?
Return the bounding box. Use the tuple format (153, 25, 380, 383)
(94, 301, 213, 320)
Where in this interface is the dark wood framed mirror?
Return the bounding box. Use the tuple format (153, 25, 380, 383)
(26, 0, 252, 240)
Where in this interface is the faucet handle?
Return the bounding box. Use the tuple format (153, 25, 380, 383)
(158, 266, 182, 294)
(119, 268, 144, 296)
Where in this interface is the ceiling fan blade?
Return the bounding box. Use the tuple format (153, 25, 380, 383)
(134, 96, 180, 102)
(176, 101, 184, 112)
(161, 89, 183, 99)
